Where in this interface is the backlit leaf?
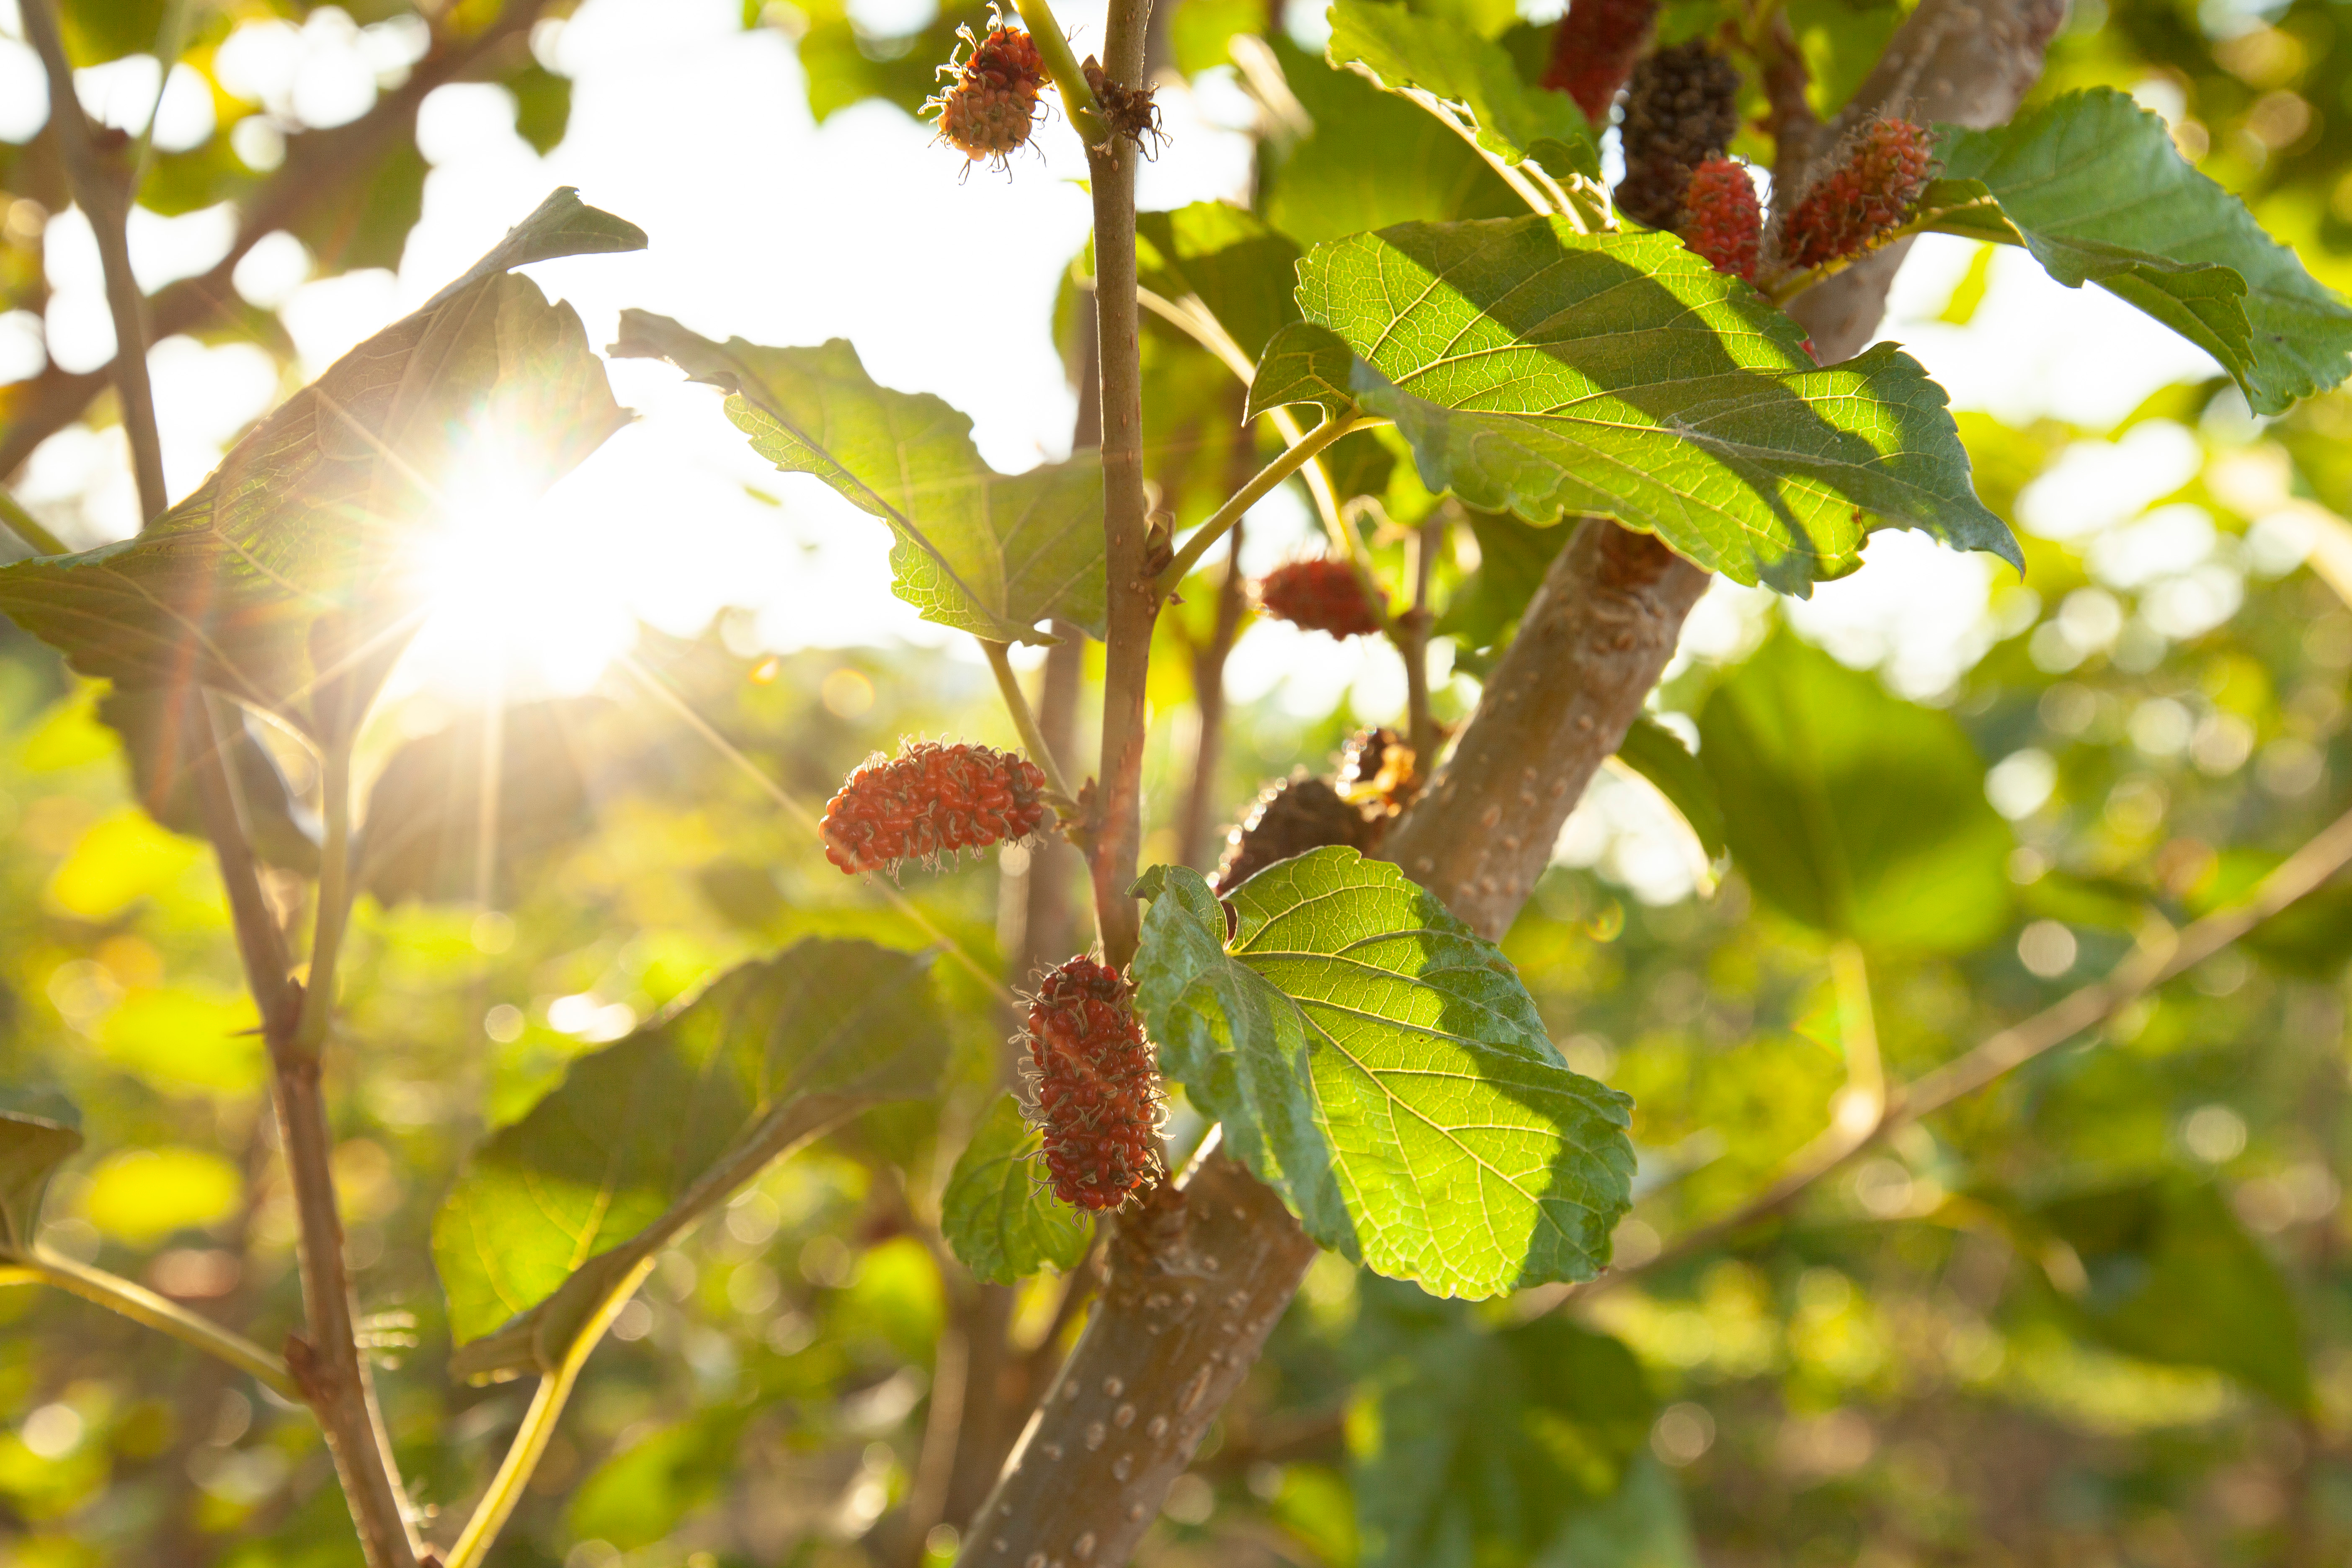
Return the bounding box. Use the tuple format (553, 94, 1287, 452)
(941, 1093, 1090, 1285)
(0, 190, 642, 741)
(610, 312, 1105, 643)
(1131, 849, 1633, 1297)
(1265, 219, 2018, 593)
(0, 1094, 82, 1256)
(1930, 89, 2352, 416)
(1327, 0, 1599, 183)
(435, 939, 944, 1379)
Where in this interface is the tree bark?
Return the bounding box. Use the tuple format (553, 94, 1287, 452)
(954, 0, 2066, 1558)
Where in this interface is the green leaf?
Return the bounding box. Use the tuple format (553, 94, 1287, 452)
(1131, 849, 1634, 1297)
(434, 939, 944, 1379)
(1697, 631, 2011, 952)
(98, 685, 319, 874)
(1260, 38, 1526, 248)
(359, 698, 601, 906)
(1326, 0, 1600, 182)
(1353, 1283, 1684, 1568)
(609, 312, 1104, 643)
(1431, 508, 1567, 668)
(1135, 204, 1305, 363)
(2029, 1176, 2309, 1411)
(940, 1093, 1091, 1285)
(1613, 715, 1726, 862)
(1932, 89, 2352, 416)
(568, 1409, 753, 1550)
(1279, 219, 2020, 593)
(2186, 851, 2352, 979)
(0, 1093, 82, 1257)
(793, 0, 990, 121)
(506, 62, 574, 155)
(0, 190, 642, 741)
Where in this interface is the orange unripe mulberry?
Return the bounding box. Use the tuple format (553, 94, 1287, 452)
(1541, 0, 1656, 124)
(1023, 957, 1161, 1211)
(1779, 118, 1937, 272)
(1681, 157, 1761, 282)
(820, 740, 1049, 874)
(930, 22, 1048, 166)
(1257, 558, 1387, 638)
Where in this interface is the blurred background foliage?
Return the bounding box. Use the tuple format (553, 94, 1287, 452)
(4, 0, 2352, 1563)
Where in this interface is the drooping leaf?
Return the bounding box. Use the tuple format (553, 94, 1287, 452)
(1353, 1282, 1687, 1568)
(0, 1093, 82, 1258)
(1326, 0, 1600, 183)
(98, 685, 320, 874)
(1697, 631, 2011, 952)
(0, 190, 642, 741)
(609, 312, 1105, 643)
(1259, 38, 1526, 248)
(1613, 715, 1726, 862)
(940, 1093, 1090, 1285)
(359, 698, 603, 906)
(2027, 1176, 2310, 1411)
(435, 939, 944, 1379)
(1929, 89, 2352, 416)
(1134, 203, 1305, 363)
(1131, 849, 1634, 1297)
(1261, 219, 2019, 593)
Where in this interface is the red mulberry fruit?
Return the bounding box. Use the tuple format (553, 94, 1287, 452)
(1779, 118, 1937, 272)
(1257, 558, 1387, 638)
(1023, 957, 1160, 1211)
(930, 21, 1048, 165)
(821, 740, 1050, 874)
(1542, 0, 1656, 124)
(1681, 157, 1761, 282)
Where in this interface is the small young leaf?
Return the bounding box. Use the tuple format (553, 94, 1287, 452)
(1326, 0, 1600, 182)
(1930, 89, 2352, 416)
(0, 1094, 82, 1257)
(435, 939, 944, 1379)
(610, 312, 1105, 643)
(1131, 848, 1633, 1298)
(1288, 218, 2019, 594)
(941, 1094, 1090, 1285)
(0, 189, 640, 740)
(1698, 631, 2011, 952)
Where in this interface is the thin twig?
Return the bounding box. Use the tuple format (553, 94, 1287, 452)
(0, 1250, 299, 1400)
(1174, 524, 1249, 871)
(189, 699, 419, 1568)
(982, 640, 1076, 800)
(1579, 802, 2352, 1298)
(1011, 0, 1111, 146)
(1396, 513, 1442, 767)
(0, 487, 67, 556)
(440, 1256, 658, 1568)
(20, 0, 168, 522)
(1156, 415, 1361, 593)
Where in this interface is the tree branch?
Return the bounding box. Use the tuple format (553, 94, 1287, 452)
(21, 0, 167, 521)
(1081, 0, 1156, 972)
(190, 699, 419, 1568)
(1173, 526, 1248, 872)
(0, 0, 554, 486)
(955, 0, 2068, 1558)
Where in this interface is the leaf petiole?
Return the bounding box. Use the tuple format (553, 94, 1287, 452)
(982, 638, 1077, 800)
(1155, 415, 1374, 596)
(2, 1249, 300, 1400)
(1011, 0, 1112, 147)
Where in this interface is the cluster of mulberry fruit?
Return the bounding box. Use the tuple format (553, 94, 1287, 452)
(929, 20, 1049, 166)
(1541, 0, 1656, 124)
(1023, 957, 1161, 1211)
(820, 740, 1049, 874)
(1613, 40, 1742, 232)
(1777, 118, 1937, 272)
(1681, 157, 1762, 282)
(1256, 558, 1387, 638)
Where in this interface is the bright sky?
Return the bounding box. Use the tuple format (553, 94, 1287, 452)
(0, 0, 2267, 894)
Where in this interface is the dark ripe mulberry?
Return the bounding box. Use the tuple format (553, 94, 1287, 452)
(821, 740, 1050, 874)
(1542, 0, 1657, 124)
(1778, 118, 1937, 272)
(1023, 957, 1161, 1211)
(1212, 774, 1379, 894)
(1613, 41, 1742, 232)
(1681, 156, 1762, 282)
(966, 25, 1047, 94)
(1257, 558, 1387, 638)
